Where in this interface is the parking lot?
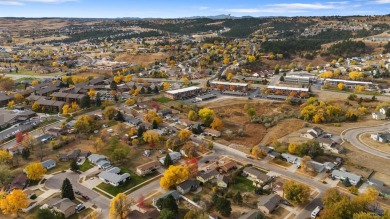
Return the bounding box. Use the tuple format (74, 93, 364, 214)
(0, 119, 41, 141)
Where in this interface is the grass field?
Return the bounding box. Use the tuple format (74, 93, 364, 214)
(79, 160, 93, 172)
(230, 176, 256, 193)
(46, 161, 71, 174)
(96, 168, 157, 196)
(155, 96, 173, 103)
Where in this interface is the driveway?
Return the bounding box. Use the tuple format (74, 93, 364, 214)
(342, 123, 390, 159)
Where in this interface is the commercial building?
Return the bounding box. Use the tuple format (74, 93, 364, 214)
(324, 79, 373, 89)
(283, 75, 311, 85)
(210, 81, 249, 91)
(164, 86, 202, 100)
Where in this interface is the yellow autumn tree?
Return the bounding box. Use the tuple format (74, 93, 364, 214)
(144, 110, 162, 124)
(0, 150, 12, 164)
(113, 74, 123, 84)
(109, 193, 133, 219)
(25, 162, 47, 181)
(31, 80, 39, 86)
(142, 130, 160, 145)
(349, 71, 364, 80)
(251, 146, 267, 159)
(13, 93, 24, 103)
(88, 89, 96, 98)
(288, 142, 299, 155)
(0, 189, 28, 215)
(198, 108, 215, 124)
(160, 165, 189, 190)
(62, 105, 71, 115)
(210, 117, 223, 131)
(227, 72, 234, 80)
(337, 83, 345, 90)
(7, 100, 15, 109)
(32, 102, 40, 112)
(71, 102, 80, 112)
(124, 75, 132, 82)
(163, 82, 170, 90)
(178, 129, 191, 142)
(125, 98, 135, 106)
(356, 85, 365, 92)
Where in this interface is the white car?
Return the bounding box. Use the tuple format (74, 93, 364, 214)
(311, 206, 322, 218)
(107, 129, 113, 133)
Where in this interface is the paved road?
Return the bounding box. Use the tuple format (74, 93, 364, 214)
(342, 123, 390, 159)
(45, 172, 110, 218)
(4, 73, 61, 80)
(0, 119, 40, 141)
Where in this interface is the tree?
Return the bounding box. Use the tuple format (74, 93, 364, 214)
(247, 108, 256, 118)
(188, 110, 198, 121)
(74, 115, 98, 134)
(125, 98, 135, 106)
(13, 93, 24, 104)
(210, 117, 223, 131)
(80, 95, 91, 108)
(343, 177, 352, 187)
(338, 83, 345, 90)
(61, 178, 75, 200)
(21, 148, 30, 160)
(36, 208, 65, 219)
(103, 106, 117, 120)
(0, 165, 11, 186)
(152, 120, 158, 129)
(178, 129, 191, 142)
(233, 192, 243, 205)
(283, 180, 310, 205)
(115, 111, 125, 122)
(160, 165, 189, 190)
(349, 71, 364, 80)
(137, 126, 145, 137)
(322, 188, 346, 208)
(124, 74, 132, 82)
(31, 80, 39, 86)
(198, 108, 214, 125)
(164, 153, 173, 168)
(251, 146, 267, 159)
(0, 189, 28, 215)
(156, 194, 178, 216)
(25, 162, 46, 181)
(300, 156, 313, 172)
(110, 81, 117, 90)
(32, 102, 41, 111)
(215, 197, 232, 217)
(21, 134, 38, 150)
(95, 93, 102, 107)
(93, 138, 104, 152)
(88, 89, 96, 98)
(110, 148, 129, 165)
(7, 100, 15, 109)
(144, 110, 163, 125)
(0, 150, 12, 164)
(70, 159, 79, 172)
(157, 209, 176, 219)
(184, 210, 209, 219)
(227, 72, 234, 80)
(142, 130, 160, 146)
(62, 105, 71, 115)
(288, 142, 299, 155)
(109, 193, 133, 219)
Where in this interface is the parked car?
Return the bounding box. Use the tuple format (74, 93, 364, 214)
(159, 149, 166, 154)
(75, 191, 82, 195)
(107, 129, 113, 133)
(82, 195, 90, 200)
(75, 204, 86, 212)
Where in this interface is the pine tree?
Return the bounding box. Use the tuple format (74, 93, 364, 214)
(153, 86, 159, 93)
(343, 177, 351, 187)
(61, 178, 75, 200)
(137, 126, 145, 137)
(21, 148, 30, 159)
(140, 87, 146, 94)
(110, 81, 117, 90)
(80, 95, 91, 108)
(164, 153, 173, 168)
(70, 159, 79, 172)
(95, 93, 102, 107)
(233, 192, 243, 205)
(152, 120, 158, 129)
(147, 86, 152, 94)
(115, 111, 124, 121)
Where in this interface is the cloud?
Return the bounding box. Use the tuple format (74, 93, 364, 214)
(219, 1, 358, 14)
(196, 6, 210, 10)
(369, 0, 390, 3)
(0, 0, 76, 5)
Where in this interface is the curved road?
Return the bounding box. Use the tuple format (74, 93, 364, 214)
(341, 123, 390, 159)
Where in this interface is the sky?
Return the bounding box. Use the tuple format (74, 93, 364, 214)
(0, 0, 390, 18)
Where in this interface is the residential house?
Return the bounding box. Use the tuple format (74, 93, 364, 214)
(0, 109, 37, 129)
(98, 167, 130, 187)
(59, 150, 89, 161)
(9, 173, 28, 191)
(178, 118, 193, 127)
(374, 185, 390, 199)
(308, 161, 325, 173)
(238, 210, 264, 219)
(281, 153, 301, 167)
(8, 145, 26, 156)
(307, 127, 323, 137)
(41, 159, 56, 170)
(176, 180, 200, 194)
(204, 128, 221, 137)
(219, 160, 237, 173)
(371, 132, 390, 143)
(157, 109, 172, 117)
(0, 93, 12, 106)
(217, 175, 229, 188)
(50, 198, 76, 218)
(372, 112, 386, 120)
(153, 190, 181, 207)
(47, 128, 67, 136)
(257, 194, 282, 214)
(273, 182, 284, 197)
(323, 162, 336, 171)
(331, 169, 361, 185)
(136, 161, 161, 176)
(159, 152, 181, 165)
(243, 167, 269, 186)
(368, 178, 384, 187)
(36, 134, 55, 143)
(301, 131, 317, 140)
(196, 170, 219, 183)
(88, 154, 111, 169)
(316, 138, 334, 150)
(124, 115, 141, 126)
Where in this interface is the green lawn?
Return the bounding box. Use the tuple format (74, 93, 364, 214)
(96, 168, 157, 196)
(155, 96, 172, 103)
(230, 176, 256, 192)
(79, 160, 93, 172)
(106, 120, 118, 127)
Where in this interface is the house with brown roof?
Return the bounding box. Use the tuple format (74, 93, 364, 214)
(196, 169, 219, 183)
(8, 173, 28, 191)
(178, 118, 193, 127)
(47, 198, 76, 218)
(219, 160, 237, 173)
(257, 194, 282, 214)
(136, 161, 161, 176)
(204, 128, 221, 137)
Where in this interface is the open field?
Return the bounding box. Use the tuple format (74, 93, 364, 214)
(115, 52, 171, 65)
(360, 133, 390, 154)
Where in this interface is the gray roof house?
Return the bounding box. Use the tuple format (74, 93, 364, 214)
(88, 154, 107, 164)
(176, 180, 200, 194)
(257, 194, 282, 214)
(98, 167, 130, 187)
(41, 159, 56, 170)
(331, 169, 361, 185)
(243, 167, 269, 185)
(281, 153, 301, 167)
(124, 115, 142, 126)
(196, 169, 219, 183)
(159, 152, 181, 164)
(371, 132, 390, 143)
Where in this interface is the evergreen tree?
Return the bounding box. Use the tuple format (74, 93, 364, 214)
(70, 159, 79, 172)
(114, 95, 119, 102)
(152, 120, 158, 129)
(159, 195, 178, 216)
(137, 126, 145, 137)
(80, 95, 91, 108)
(95, 93, 102, 107)
(163, 153, 173, 168)
(110, 81, 117, 90)
(343, 177, 351, 187)
(61, 178, 75, 200)
(233, 192, 243, 205)
(140, 87, 146, 94)
(21, 148, 30, 160)
(132, 84, 137, 90)
(153, 86, 159, 93)
(215, 197, 232, 217)
(147, 86, 152, 94)
(157, 209, 175, 219)
(115, 111, 125, 121)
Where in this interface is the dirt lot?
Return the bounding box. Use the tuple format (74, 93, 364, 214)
(360, 133, 390, 154)
(115, 52, 171, 65)
(261, 118, 305, 145)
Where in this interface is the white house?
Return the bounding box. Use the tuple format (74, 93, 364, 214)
(331, 169, 361, 185)
(159, 152, 181, 164)
(281, 153, 301, 167)
(372, 112, 386, 120)
(306, 127, 323, 137)
(88, 154, 111, 169)
(371, 132, 390, 143)
(98, 167, 130, 187)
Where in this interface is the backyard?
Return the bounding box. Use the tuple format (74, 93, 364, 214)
(230, 176, 256, 193)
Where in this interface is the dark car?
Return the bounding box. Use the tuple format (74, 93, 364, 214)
(204, 160, 209, 164)
(82, 195, 90, 200)
(76, 204, 86, 212)
(75, 191, 82, 195)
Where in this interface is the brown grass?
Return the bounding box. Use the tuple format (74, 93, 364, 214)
(360, 133, 390, 154)
(115, 52, 170, 65)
